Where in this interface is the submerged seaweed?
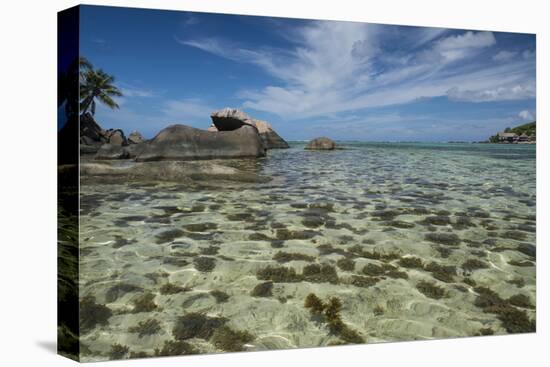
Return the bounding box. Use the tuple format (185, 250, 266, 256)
(462, 258, 489, 272)
(304, 293, 365, 344)
(273, 251, 315, 263)
(128, 319, 161, 338)
(425, 232, 461, 246)
(362, 263, 408, 279)
(159, 282, 189, 295)
(109, 344, 129, 360)
(256, 266, 301, 283)
(398, 256, 423, 269)
(211, 326, 254, 352)
(193, 256, 217, 272)
(173, 313, 227, 340)
(250, 281, 274, 297)
(473, 286, 535, 333)
(105, 283, 142, 303)
(80, 295, 113, 333)
(337, 257, 356, 271)
(416, 281, 447, 299)
(154, 340, 198, 356)
(302, 263, 340, 284)
(132, 292, 159, 313)
(424, 262, 456, 283)
(210, 290, 230, 303)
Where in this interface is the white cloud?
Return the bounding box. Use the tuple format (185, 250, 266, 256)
(447, 82, 535, 102)
(432, 31, 496, 62)
(435, 31, 495, 50)
(181, 24, 533, 120)
(119, 84, 155, 98)
(518, 110, 534, 121)
(493, 50, 517, 61)
(183, 15, 200, 26)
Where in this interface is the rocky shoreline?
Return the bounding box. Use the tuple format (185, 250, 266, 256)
(77, 108, 290, 162)
(62, 107, 338, 183)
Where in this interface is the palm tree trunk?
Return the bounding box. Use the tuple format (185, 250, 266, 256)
(80, 95, 94, 116)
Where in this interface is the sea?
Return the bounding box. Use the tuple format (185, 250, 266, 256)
(72, 142, 536, 360)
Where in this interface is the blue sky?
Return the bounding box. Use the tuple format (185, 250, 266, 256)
(79, 5, 536, 141)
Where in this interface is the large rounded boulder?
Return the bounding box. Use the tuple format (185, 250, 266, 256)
(135, 124, 266, 162)
(305, 137, 338, 150)
(210, 108, 289, 149)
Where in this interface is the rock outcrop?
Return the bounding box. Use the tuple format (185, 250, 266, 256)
(79, 114, 128, 154)
(254, 120, 290, 149)
(79, 113, 106, 155)
(80, 113, 107, 144)
(79, 109, 287, 162)
(135, 124, 266, 162)
(104, 129, 127, 146)
(80, 161, 270, 184)
(210, 108, 255, 131)
(305, 137, 338, 150)
(128, 131, 144, 144)
(94, 142, 147, 160)
(210, 108, 289, 149)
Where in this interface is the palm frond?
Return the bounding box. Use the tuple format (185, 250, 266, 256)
(97, 93, 120, 110)
(78, 63, 123, 114)
(79, 57, 93, 71)
(103, 86, 123, 97)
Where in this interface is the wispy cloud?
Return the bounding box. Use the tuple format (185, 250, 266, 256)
(180, 22, 534, 120)
(119, 82, 156, 98)
(182, 15, 200, 26)
(91, 38, 107, 45)
(447, 83, 535, 102)
(493, 50, 517, 61)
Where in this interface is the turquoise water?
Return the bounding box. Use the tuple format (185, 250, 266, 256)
(78, 142, 536, 361)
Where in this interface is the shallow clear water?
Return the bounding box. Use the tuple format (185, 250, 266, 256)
(78, 142, 536, 361)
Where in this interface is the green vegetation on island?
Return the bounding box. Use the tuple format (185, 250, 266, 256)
(488, 121, 536, 143)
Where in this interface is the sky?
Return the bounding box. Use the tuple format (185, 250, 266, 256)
(79, 5, 536, 141)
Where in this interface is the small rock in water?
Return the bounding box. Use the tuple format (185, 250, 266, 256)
(304, 137, 338, 150)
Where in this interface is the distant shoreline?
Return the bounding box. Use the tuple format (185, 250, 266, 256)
(287, 140, 536, 145)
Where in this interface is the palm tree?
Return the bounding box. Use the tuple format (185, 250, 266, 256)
(79, 62, 122, 116)
(78, 56, 93, 79)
